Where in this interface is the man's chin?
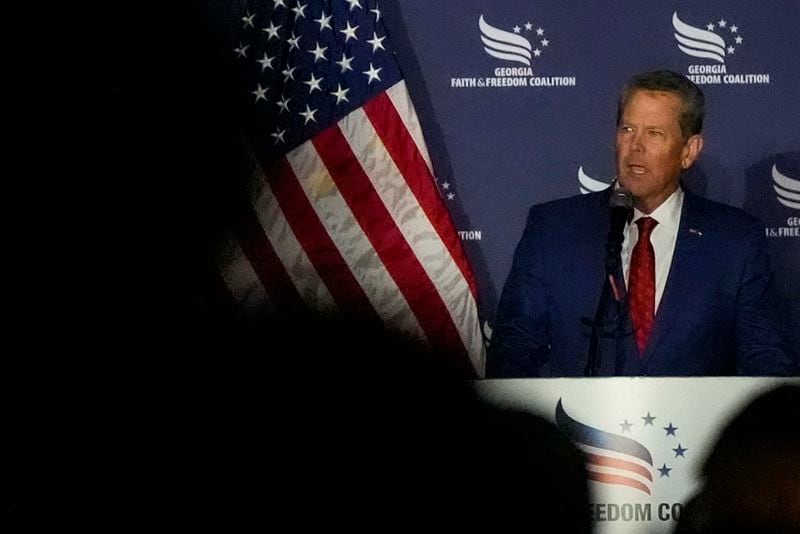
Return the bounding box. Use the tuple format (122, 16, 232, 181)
(616, 176, 638, 193)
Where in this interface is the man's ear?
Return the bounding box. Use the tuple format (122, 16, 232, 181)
(681, 134, 704, 169)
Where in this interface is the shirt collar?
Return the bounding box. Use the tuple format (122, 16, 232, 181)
(631, 186, 684, 228)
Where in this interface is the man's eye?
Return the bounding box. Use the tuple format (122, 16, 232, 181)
(619, 126, 634, 133)
(648, 130, 664, 137)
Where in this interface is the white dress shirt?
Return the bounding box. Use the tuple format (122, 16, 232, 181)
(620, 188, 684, 313)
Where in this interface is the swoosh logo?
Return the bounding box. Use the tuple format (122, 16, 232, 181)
(555, 399, 654, 495)
(479, 14, 532, 66)
(773, 164, 800, 209)
(578, 166, 613, 194)
(672, 12, 726, 64)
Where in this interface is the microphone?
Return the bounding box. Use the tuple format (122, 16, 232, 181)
(605, 188, 633, 272)
(584, 187, 633, 376)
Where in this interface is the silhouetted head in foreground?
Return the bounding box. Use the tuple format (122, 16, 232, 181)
(264, 313, 591, 533)
(676, 384, 800, 534)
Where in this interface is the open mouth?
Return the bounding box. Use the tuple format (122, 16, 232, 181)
(628, 165, 648, 175)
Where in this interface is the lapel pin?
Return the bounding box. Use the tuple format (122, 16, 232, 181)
(689, 228, 703, 237)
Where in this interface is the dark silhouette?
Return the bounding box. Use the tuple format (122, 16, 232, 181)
(675, 384, 800, 533)
(6, 4, 591, 531)
(230, 314, 593, 533)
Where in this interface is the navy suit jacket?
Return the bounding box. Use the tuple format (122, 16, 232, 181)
(487, 187, 795, 377)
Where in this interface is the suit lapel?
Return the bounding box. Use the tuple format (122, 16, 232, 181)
(639, 190, 706, 364)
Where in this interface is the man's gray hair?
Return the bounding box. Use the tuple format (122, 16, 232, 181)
(616, 70, 705, 140)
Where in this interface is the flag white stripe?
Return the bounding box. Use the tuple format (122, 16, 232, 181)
(385, 81, 434, 176)
(217, 228, 273, 315)
(250, 173, 337, 311)
(339, 105, 484, 373)
(285, 140, 428, 340)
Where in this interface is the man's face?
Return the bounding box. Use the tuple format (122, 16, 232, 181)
(615, 89, 703, 213)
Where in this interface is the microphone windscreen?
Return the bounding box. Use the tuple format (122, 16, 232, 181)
(609, 187, 633, 210)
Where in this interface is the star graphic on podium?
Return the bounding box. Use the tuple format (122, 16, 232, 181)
(658, 464, 672, 477)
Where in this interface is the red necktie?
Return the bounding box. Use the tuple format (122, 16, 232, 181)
(629, 217, 658, 354)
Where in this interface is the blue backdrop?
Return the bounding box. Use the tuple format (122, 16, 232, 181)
(387, 0, 800, 351)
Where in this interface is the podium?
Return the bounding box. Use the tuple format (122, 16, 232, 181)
(474, 377, 800, 534)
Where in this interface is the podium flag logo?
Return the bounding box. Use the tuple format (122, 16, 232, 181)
(556, 399, 687, 497)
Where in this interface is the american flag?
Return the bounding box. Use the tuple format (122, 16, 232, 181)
(218, 0, 485, 375)
(555, 400, 655, 495)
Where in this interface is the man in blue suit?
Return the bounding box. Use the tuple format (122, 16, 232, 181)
(487, 70, 794, 377)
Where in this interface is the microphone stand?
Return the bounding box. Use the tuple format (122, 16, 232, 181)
(583, 235, 626, 377)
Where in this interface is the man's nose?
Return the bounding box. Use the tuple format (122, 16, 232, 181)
(629, 131, 645, 152)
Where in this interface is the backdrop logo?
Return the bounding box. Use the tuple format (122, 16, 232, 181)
(578, 166, 613, 194)
(450, 13, 577, 90)
(773, 165, 800, 210)
(479, 15, 533, 66)
(556, 399, 688, 523)
(671, 11, 770, 86)
(765, 164, 800, 238)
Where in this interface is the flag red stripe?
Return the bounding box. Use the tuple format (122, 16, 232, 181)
(363, 92, 478, 298)
(587, 472, 651, 495)
(312, 125, 470, 364)
(266, 158, 383, 323)
(231, 195, 305, 313)
(584, 453, 653, 481)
